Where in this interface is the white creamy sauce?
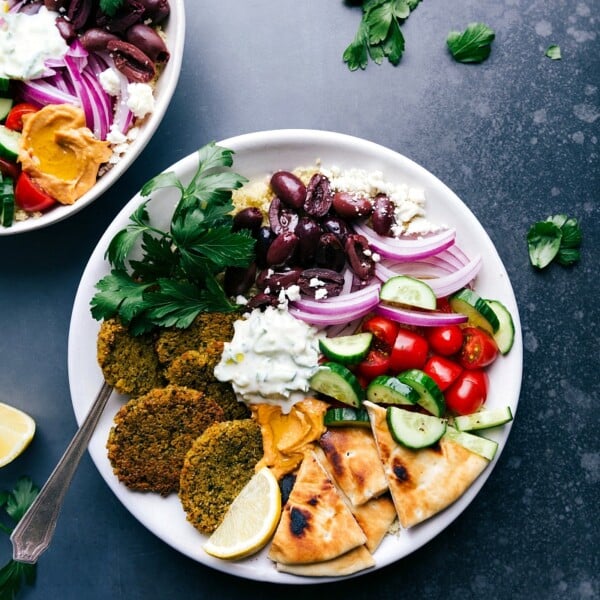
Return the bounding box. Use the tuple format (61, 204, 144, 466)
(0, 7, 68, 80)
(214, 306, 322, 412)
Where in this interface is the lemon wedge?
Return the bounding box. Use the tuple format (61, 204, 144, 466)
(0, 402, 36, 468)
(203, 466, 281, 560)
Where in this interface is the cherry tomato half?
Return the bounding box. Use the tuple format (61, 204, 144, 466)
(4, 102, 39, 132)
(423, 355, 463, 391)
(356, 349, 391, 381)
(445, 369, 489, 415)
(426, 324, 464, 356)
(458, 327, 499, 369)
(14, 173, 57, 212)
(362, 316, 399, 352)
(389, 328, 429, 373)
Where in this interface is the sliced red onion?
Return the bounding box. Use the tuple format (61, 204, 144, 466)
(18, 78, 79, 106)
(291, 283, 380, 315)
(81, 69, 111, 140)
(63, 53, 95, 135)
(375, 303, 468, 327)
(289, 303, 375, 326)
(425, 253, 483, 298)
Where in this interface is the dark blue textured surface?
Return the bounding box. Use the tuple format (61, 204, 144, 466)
(1, 2, 598, 598)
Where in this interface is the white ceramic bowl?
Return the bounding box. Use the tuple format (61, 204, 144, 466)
(68, 129, 523, 583)
(0, 0, 185, 236)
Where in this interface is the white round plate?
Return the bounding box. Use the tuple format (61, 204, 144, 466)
(68, 129, 523, 584)
(0, 0, 185, 236)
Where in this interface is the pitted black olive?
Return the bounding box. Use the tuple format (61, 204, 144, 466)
(297, 268, 345, 298)
(224, 263, 257, 296)
(304, 173, 333, 218)
(270, 171, 306, 210)
(345, 234, 375, 281)
(315, 233, 346, 272)
(332, 191, 373, 220)
(371, 193, 395, 236)
(268, 197, 299, 235)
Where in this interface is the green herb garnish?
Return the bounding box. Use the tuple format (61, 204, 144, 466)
(99, 0, 124, 17)
(0, 477, 39, 600)
(343, 0, 422, 71)
(545, 45, 562, 60)
(527, 214, 582, 269)
(90, 142, 254, 334)
(447, 23, 495, 63)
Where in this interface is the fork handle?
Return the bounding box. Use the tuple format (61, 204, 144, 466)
(10, 382, 113, 564)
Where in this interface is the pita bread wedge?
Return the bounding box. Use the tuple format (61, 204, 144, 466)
(364, 401, 489, 529)
(268, 448, 367, 565)
(276, 544, 375, 577)
(319, 426, 389, 506)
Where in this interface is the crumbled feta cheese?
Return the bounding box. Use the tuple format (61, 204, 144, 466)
(99, 68, 121, 96)
(126, 82, 155, 118)
(285, 285, 301, 301)
(309, 277, 324, 288)
(314, 288, 328, 300)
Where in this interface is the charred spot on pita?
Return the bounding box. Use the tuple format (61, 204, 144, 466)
(392, 461, 410, 482)
(289, 506, 311, 536)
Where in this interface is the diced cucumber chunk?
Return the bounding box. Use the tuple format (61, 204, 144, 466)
(309, 362, 364, 408)
(484, 299, 515, 354)
(366, 375, 420, 405)
(0, 125, 21, 161)
(0, 97, 13, 121)
(449, 288, 500, 334)
(387, 406, 447, 449)
(454, 406, 513, 431)
(2, 192, 15, 228)
(319, 332, 372, 365)
(380, 275, 437, 310)
(324, 407, 370, 427)
(444, 426, 498, 461)
(397, 369, 445, 417)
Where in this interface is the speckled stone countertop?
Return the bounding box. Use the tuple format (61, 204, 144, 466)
(1, 2, 598, 599)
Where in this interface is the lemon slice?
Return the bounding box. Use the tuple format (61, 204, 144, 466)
(203, 466, 281, 560)
(0, 402, 36, 468)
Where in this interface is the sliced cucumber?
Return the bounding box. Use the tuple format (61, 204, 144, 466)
(444, 426, 498, 461)
(366, 375, 420, 405)
(309, 362, 364, 407)
(380, 275, 437, 310)
(484, 299, 515, 354)
(1, 173, 15, 228)
(324, 407, 370, 427)
(387, 406, 447, 449)
(449, 288, 500, 334)
(319, 332, 372, 365)
(0, 77, 10, 96)
(397, 369, 445, 417)
(454, 406, 513, 432)
(0, 97, 12, 121)
(0, 125, 21, 161)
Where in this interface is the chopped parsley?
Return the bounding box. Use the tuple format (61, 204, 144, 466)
(0, 477, 39, 600)
(447, 23, 495, 63)
(545, 44, 562, 60)
(90, 142, 255, 335)
(343, 0, 422, 71)
(527, 214, 582, 269)
(99, 0, 124, 17)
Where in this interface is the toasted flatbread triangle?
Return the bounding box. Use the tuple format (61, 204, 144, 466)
(319, 426, 389, 506)
(268, 448, 367, 565)
(276, 544, 375, 577)
(364, 402, 489, 528)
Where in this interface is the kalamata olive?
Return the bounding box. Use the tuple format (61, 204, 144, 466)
(254, 226, 274, 268)
(232, 207, 263, 236)
(55, 16, 77, 43)
(304, 173, 333, 218)
(256, 267, 302, 292)
(345, 234, 375, 281)
(224, 263, 257, 296)
(321, 215, 351, 244)
(268, 197, 299, 235)
(266, 231, 299, 267)
(126, 23, 170, 63)
(66, 0, 93, 30)
(45, 0, 67, 11)
(332, 191, 373, 221)
(315, 233, 346, 272)
(107, 39, 156, 83)
(371, 193, 395, 236)
(294, 217, 322, 266)
(79, 28, 120, 51)
(298, 268, 345, 298)
(246, 293, 280, 311)
(270, 171, 306, 210)
(137, 0, 171, 23)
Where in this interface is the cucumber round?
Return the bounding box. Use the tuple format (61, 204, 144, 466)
(386, 406, 447, 449)
(484, 299, 515, 354)
(397, 369, 445, 417)
(309, 362, 364, 407)
(444, 426, 498, 461)
(319, 332, 372, 365)
(0, 97, 13, 121)
(366, 375, 420, 405)
(1, 192, 14, 228)
(453, 406, 513, 432)
(0, 125, 21, 161)
(449, 288, 500, 334)
(324, 407, 370, 427)
(380, 275, 437, 310)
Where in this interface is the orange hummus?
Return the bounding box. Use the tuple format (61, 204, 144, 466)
(252, 398, 329, 479)
(18, 104, 112, 205)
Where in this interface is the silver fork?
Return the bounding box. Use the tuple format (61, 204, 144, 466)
(10, 382, 113, 564)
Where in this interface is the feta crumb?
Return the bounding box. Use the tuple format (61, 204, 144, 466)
(314, 288, 328, 300)
(126, 82, 155, 118)
(99, 68, 121, 96)
(285, 285, 301, 301)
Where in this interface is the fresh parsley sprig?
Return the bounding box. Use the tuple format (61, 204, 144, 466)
(90, 143, 254, 335)
(99, 0, 124, 17)
(0, 477, 39, 600)
(527, 214, 582, 269)
(343, 0, 422, 71)
(447, 23, 495, 63)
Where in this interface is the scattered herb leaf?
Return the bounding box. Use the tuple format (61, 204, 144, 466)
(343, 0, 421, 71)
(90, 142, 254, 334)
(99, 0, 124, 17)
(447, 23, 495, 63)
(527, 214, 582, 269)
(545, 44, 561, 60)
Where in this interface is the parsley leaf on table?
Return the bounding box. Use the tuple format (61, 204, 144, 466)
(90, 142, 254, 334)
(527, 214, 582, 269)
(343, 0, 421, 71)
(545, 44, 562, 60)
(447, 23, 495, 63)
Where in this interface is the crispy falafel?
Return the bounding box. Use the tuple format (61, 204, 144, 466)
(107, 385, 225, 496)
